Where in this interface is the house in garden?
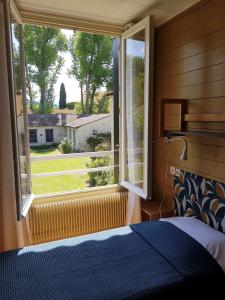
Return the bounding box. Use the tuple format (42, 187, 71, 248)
(28, 113, 111, 151)
(66, 114, 111, 151)
(28, 114, 76, 146)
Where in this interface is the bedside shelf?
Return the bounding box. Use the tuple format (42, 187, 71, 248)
(141, 199, 173, 222)
(160, 99, 225, 139)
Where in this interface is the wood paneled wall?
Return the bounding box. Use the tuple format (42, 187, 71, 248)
(153, 0, 225, 208)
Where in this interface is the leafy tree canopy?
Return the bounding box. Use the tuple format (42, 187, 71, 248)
(69, 32, 113, 114)
(22, 25, 67, 113)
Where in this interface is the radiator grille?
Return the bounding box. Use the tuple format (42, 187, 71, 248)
(29, 189, 127, 244)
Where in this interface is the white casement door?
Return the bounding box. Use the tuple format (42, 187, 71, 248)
(6, 0, 33, 219)
(120, 16, 154, 200)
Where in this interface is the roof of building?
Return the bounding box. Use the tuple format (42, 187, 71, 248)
(28, 114, 78, 127)
(66, 114, 111, 129)
(28, 113, 111, 128)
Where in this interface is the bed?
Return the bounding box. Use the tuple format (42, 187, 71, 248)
(1, 217, 225, 299)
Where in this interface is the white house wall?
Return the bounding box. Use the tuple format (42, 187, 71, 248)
(73, 116, 112, 151)
(29, 126, 66, 146)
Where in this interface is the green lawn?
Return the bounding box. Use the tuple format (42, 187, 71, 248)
(31, 157, 90, 173)
(30, 148, 90, 194)
(32, 174, 88, 195)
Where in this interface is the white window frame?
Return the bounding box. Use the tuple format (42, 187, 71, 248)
(8, 0, 34, 218)
(120, 16, 154, 199)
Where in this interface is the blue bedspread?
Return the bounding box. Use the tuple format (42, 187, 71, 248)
(1, 221, 224, 299)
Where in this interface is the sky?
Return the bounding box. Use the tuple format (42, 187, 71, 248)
(54, 29, 81, 104)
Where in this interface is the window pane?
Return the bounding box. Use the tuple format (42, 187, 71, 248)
(11, 22, 30, 200)
(45, 129, 53, 142)
(124, 29, 145, 189)
(29, 129, 37, 143)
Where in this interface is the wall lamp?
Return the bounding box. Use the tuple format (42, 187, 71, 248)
(165, 136, 188, 160)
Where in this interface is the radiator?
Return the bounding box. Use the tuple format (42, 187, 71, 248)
(29, 188, 128, 244)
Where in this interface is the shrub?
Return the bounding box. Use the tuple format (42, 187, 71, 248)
(30, 143, 58, 150)
(86, 143, 112, 187)
(66, 102, 75, 110)
(87, 132, 111, 151)
(58, 137, 72, 154)
(86, 133, 112, 187)
(74, 102, 82, 114)
(30, 102, 54, 114)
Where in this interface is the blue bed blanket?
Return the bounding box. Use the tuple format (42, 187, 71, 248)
(1, 221, 224, 299)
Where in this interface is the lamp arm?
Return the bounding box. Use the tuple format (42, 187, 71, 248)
(164, 136, 187, 160)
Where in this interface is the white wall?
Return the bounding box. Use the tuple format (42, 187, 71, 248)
(72, 116, 112, 151)
(29, 126, 66, 146)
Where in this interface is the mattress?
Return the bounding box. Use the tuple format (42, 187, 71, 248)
(1, 220, 224, 299)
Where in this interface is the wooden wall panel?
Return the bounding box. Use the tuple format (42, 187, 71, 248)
(153, 0, 225, 208)
(156, 46, 225, 80)
(156, 0, 225, 50)
(157, 0, 225, 39)
(156, 63, 225, 92)
(156, 26, 225, 67)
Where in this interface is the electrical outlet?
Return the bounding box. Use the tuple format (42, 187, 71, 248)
(175, 168, 181, 177)
(170, 166, 176, 175)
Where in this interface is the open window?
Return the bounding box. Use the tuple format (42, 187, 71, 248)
(4, 0, 154, 222)
(6, 1, 33, 219)
(120, 16, 154, 199)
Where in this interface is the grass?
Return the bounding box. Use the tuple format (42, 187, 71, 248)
(31, 157, 89, 173)
(30, 147, 90, 194)
(32, 175, 88, 195)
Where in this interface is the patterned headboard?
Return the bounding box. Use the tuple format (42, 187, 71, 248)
(174, 170, 225, 233)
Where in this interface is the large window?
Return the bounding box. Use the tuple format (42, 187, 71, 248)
(6, 0, 153, 216)
(45, 129, 53, 142)
(29, 129, 37, 143)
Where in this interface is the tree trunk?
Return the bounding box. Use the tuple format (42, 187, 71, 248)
(89, 89, 96, 114)
(40, 85, 46, 113)
(85, 81, 90, 115)
(98, 92, 113, 113)
(80, 84, 85, 114)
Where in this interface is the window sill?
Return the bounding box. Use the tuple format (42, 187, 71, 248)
(21, 194, 35, 217)
(32, 184, 125, 201)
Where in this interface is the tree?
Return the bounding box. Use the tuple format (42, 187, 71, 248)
(22, 25, 67, 113)
(59, 82, 67, 108)
(69, 32, 113, 114)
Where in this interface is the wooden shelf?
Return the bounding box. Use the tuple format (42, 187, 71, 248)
(160, 99, 225, 139)
(141, 199, 173, 222)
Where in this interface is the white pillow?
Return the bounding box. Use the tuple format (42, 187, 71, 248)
(160, 216, 225, 272)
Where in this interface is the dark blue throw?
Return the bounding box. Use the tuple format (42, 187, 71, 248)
(1, 221, 224, 299)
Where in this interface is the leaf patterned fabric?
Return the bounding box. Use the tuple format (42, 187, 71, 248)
(174, 170, 225, 233)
